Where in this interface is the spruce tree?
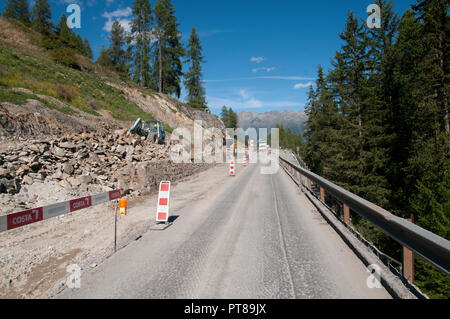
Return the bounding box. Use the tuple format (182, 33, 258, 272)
(220, 106, 229, 127)
(152, 0, 184, 97)
(407, 0, 449, 239)
(31, 0, 52, 35)
(362, 0, 399, 208)
(184, 27, 207, 110)
(97, 45, 113, 68)
(327, 12, 369, 196)
(129, 0, 152, 87)
(389, 9, 424, 216)
(75, 34, 86, 55)
(227, 108, 238, 129)
(108, 19, 128, 74)
(56, 13, 71, 43)
(83, 37, 93, 59)
(3, 0, 30, 26)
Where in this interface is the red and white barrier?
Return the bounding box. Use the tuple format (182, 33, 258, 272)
(230, 160, 235, 176)
(0, 189, 122, 233)
(156, 182, 171, 223)
(243, 155, 247, 167)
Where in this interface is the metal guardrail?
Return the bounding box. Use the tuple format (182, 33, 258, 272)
(279, 155, 450, 275)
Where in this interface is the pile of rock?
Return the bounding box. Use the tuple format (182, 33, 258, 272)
(0, 128, 171, 196)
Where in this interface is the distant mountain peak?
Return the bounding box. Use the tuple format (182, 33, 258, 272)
(238, 109, 307, 135)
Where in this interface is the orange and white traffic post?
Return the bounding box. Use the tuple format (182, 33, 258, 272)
(230, 160, 236, 176)
(115, 196, 127, 252)
(119, 198, 127, 216)
(243, 155, 247, 167)
(156, 181, 171, 223)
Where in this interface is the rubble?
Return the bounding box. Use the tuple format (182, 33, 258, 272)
(0, 128, 207, 215)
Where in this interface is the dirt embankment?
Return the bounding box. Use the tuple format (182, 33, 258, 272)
(0, 84, 223, 298)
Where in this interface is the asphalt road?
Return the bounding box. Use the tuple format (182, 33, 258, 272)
(56, 161, 391, 299)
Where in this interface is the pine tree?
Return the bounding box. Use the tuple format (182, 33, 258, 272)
(56, 13, 71, 43)
(97, 44, 113, 68)
(389, 9, 424, 216)
(108, 20, 128, 74)
(129, 0, 152, 87)
(304, 66, 342, 180)
(327, 12, 369, 196)
(83, 37, 93, 59)
(3, 0, 30, 26)
(413, 0, 449, 136)
(227, 108, 238, 129)
(220, 106, 229, 127)
(152, 0, 184, 97)
(407, 0, 449, 239)
(75, 34, 86, 55)
(31, 0, 52, 35)
(361, 0, 399, 208)
(184, 27, 207, 110)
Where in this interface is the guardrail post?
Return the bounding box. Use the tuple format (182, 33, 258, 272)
(403, 215, 415, 283)
(307, 178, 312, 191)
(343, 204, 351, 225)
(320, 187, 325, 202)
(299, 173, 303, 186)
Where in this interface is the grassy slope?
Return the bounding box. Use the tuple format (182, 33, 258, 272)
(0, 18, 156, 122)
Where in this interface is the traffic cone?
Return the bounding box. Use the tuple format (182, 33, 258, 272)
(230, 160, 235, 176)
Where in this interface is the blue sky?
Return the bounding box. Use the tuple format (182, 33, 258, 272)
(1, 0, 416, 115)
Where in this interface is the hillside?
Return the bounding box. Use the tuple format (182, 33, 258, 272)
(0, 18, 223, 140)
(0, 16, 229, 209)
(238, 109, 307, 135)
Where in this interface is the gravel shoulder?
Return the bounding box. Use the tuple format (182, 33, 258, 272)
(0, 163, 220, 298)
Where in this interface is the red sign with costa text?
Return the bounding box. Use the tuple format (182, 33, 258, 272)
(109, 190, 122, 201)
(70, 196, 92, 212)
(7, 207, 43, 230)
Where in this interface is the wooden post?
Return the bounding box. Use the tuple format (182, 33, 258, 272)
(114, 200, 118, 253)
(320, 187, 325, 202)
(307, 178, 312, 190)
(344, 204, 351, 225)
(403, 215, 415, 283)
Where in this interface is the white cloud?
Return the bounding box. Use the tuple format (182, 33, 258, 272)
(103, 18, 131, 33)
(252, 67, 276, 73)
(102, 7, 132, 33)
(102, 7, 132, 20)
(250, 57, 265, 64)
(294, 82, 315, 89)
(239, 89, 251, 99)
(207, 89, 303, 110)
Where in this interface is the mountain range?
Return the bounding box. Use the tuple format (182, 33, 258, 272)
(238, 110, 307, 135)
